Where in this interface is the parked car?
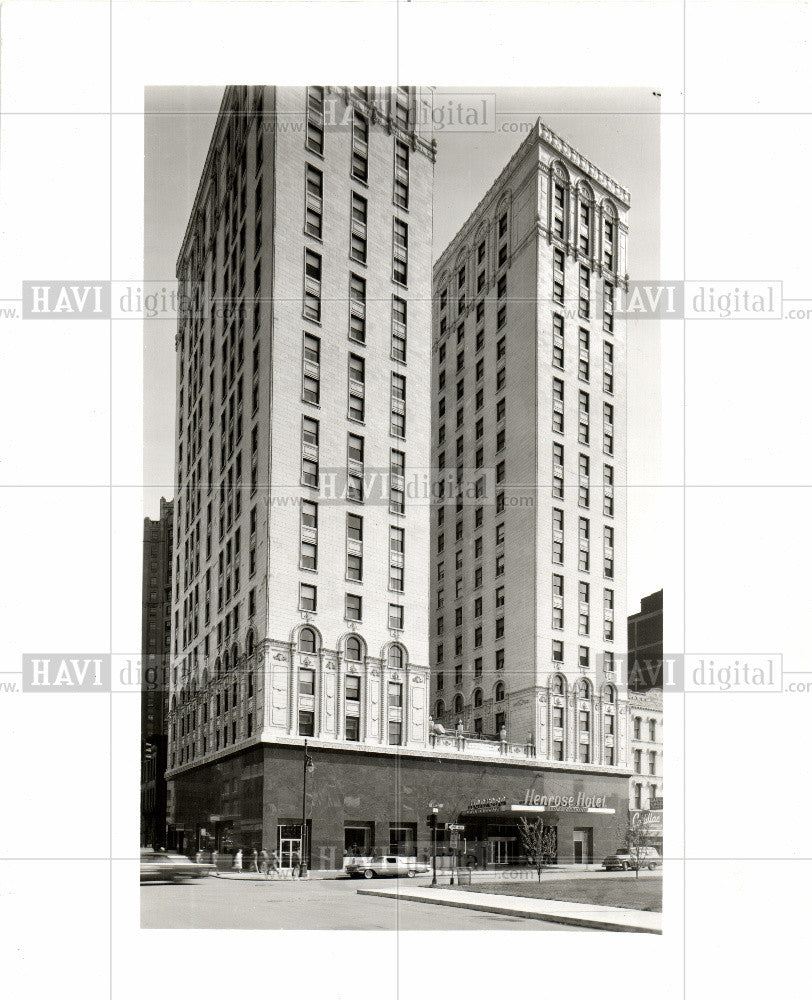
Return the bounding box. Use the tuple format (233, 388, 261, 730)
(140, 849, 214, 883)
(345, 855, 431, 879)
(602, 846, 661, 871)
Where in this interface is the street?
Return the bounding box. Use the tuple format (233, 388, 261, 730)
(140, 874, 588, 930)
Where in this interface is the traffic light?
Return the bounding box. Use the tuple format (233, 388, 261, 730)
(426, 813, 437, 828)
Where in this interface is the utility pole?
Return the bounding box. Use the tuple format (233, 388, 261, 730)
(300, 741, 313, 878)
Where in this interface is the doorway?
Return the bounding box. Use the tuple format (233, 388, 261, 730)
(572, 827, 593, 864)
(487, 837, 515, 865)
(277, 823, 303, 872)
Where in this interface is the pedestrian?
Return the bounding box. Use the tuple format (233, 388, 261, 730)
(211, 849, 219, 874)
(270, 850, 281, 879)
(251, 848, 259, 873)
(194, 850, 202, 865)
(259, 849, 269, 877)
(291, 850, 300, 878)
(233, 848, 243, 870)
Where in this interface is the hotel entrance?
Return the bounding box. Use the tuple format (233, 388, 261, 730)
(572, 827, 594, 864)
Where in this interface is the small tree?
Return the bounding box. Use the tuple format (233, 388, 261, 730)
(518, 817, 558, 882)
(625, 811, 658, 879)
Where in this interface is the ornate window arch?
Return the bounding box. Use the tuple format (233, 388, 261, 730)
(345, 634, 365, 662)
(214, 656, 222, 679)
(495, 681, 505, 703)
(297, 626, 319, 654)
(453, 694, 464, 715)
(551, 673, 566, 696)
(388, 642, 406, 669)
(603, 683, 616, 704)
(435, 699, 445, 717)
(577, 678, 592, 699)
(246, 628, 255, 657)
(473, 688, 483, 708)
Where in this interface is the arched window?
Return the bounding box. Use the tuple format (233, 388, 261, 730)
(345, 636, 363, 662)
(474, 688, 483, 708)
(298, 627, 317, 653)
(578, 680, 591, 699)
(435, 699, 445, 717)
(495, 682, 505, 702)
(246, 630, 255, 656)
(604, 684, 616, 704)
(552, 675, 564, 696)
(231, 643, 239, 668)
(388, 644, 405, 669)
(453, 694, 464, 715)
(223, 651, 230, 674)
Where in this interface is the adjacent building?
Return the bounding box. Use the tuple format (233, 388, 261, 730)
(430, 121, 631, 769)
(628, 687, 663, 850)
(628, 588, 663, 691)
(140, 497, 173, 847)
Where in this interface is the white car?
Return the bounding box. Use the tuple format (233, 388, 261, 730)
(346, 855, 431, 879)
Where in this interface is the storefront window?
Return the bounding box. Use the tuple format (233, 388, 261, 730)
(389, 823, 417, 856)
(344, 822, 374, 858)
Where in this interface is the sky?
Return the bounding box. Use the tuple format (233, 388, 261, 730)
(144, 86, 661, 607)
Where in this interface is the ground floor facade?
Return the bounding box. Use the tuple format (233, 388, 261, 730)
(166, 741, 631, 871)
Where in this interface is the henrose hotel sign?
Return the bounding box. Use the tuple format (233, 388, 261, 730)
(467, 791, 615, 814)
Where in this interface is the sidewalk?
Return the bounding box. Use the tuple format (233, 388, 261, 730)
(355, 883, 662, 933)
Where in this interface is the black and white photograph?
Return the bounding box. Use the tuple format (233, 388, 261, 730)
(141, 84, 663, 933)
(2, 2, 812, 999)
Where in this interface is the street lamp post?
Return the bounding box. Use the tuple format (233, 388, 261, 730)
(300, 741, 314, 878)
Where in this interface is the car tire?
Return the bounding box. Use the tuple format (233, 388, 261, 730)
(648, 863, 656, 870)
(621, 862, 629, 871)
(407, 870, 416, 878)
(363, 869, 375, 879)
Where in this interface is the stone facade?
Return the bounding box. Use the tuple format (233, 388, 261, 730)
(430, 121, 630, 768)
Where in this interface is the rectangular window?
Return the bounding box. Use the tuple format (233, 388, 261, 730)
(301, 332, 321, 405)
(604, 282, 615, 333)
(390, 449, 405, 515)
(579, 264, 590, 318)
(391, 372, 406, 438)
(603, 464, 614, 517)
(305, 163, 323, 239)
(388, 721, 402, 746)
(351, 111, 369, 182)
(301, 416, 319, 487)
(299, 668, 315, 696)
(579, 327, 590, 382)
(300, 500, 317, 570)
(350, 192, 368, 263)
(299, 583, 316, 612)
(349, 272, 367, 344)
(339, 354, 363, 424)
(345, 716, 360, 742)
(392, 296, 407, 362)
(389, 603, 404, 630)
(298, 710, 315, 737)
(346, 675, 361, 701)
(348, 433, 364, 501)
(345, 593, 362, 621)
(552, 640, 563, 663)
(305, 86, 324, 154)
(552, 377, 564, 433)
(393, 218, 408, 285)
(394, 140, 410, 209)
(603, 340, 614, 393)
(553, 248, 565, 304)
(552, 313, 564, 369)
(303, 249, 322, 321)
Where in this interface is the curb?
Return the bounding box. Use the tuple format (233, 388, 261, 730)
(356, 886, 662, 934)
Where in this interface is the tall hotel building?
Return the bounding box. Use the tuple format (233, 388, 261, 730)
(166, 86, 435, 855)
(430, 122, 631, 769)
(164, 96, 633, 868)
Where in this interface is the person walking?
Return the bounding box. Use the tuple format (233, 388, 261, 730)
(251, 848, 259, 873)
(211, 849, 219, 875)
(291, 850, 300, 879)
(233, 849, 243, 870)
(259, 849, 269, 877)
(269, 850, 281, 879)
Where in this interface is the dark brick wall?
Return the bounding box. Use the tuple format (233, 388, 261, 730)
(169, 742, 630, 867)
